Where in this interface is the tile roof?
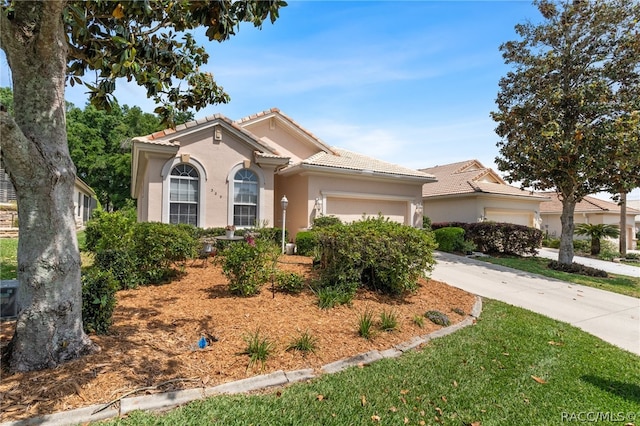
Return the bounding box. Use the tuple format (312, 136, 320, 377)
(133, 108, 434, 181)
(296, 147, 435, 179)
(419, 159, 546, 199)
(539, 192, 640, 214)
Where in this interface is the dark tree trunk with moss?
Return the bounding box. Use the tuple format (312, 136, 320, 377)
(0, 1, 97, 372)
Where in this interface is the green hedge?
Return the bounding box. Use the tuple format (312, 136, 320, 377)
(432, 222, 542, 256)
(433, 227, 466, 253)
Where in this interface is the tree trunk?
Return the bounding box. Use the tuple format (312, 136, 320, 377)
(558, 196, 576, 265)
(591, 237, 600, 256)
(619, 192, 627, 256)
(0, 1, 97, 372)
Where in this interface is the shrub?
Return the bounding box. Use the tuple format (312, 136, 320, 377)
(88, 212, 199, 288)
(295, 231, 318, 256)
(220, 238, 279, 296)
(312, 215, 342, 228)
(597, 240, 620, 261)
(572, 238, 591, 254)
(543, 237, 561, 249)
(433, 227, 466, 253)
(425, 310, 450, 327)
(314, 216, 437, 299)
(423, 215, 432, 230)
(433, 222, 543, 256)
(85, 208, 135, 253)
(275, 271, 305, 294)
(82, 268, 118, 334)
(547, 261, 608, 278)
(94, 248, 140, 290)
(131, 222, 198, 284)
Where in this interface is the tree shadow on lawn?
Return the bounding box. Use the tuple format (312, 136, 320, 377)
(581, 375, 640, 404)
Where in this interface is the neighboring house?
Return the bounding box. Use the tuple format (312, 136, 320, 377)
(539, 192, 639, 251)
(629, 199, 640, 237)
(419, 160, 548, 227)
(73, 178, 98, 228)
(0, 165, 97, 228)
(131, 108, 435, 239)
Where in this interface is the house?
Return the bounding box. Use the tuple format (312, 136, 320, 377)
(419, 160, 548, 227)
(629, 199, 640, 239)
(539, 192, 639, 251)
(0, 164, 97, 229)
(131, 108, 435, 238)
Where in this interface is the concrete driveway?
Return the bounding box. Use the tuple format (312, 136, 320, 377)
(430, 251, 640, 355)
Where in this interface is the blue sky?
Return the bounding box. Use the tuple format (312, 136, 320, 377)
(1, 1, 638, 202)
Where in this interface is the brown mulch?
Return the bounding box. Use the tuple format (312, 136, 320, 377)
(0, 255, 475, 422)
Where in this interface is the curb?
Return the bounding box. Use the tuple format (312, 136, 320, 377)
(2, 296, 482, 426)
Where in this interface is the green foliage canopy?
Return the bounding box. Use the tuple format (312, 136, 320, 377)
(64, 0, 286, 125)
(491, 0, 640, 264)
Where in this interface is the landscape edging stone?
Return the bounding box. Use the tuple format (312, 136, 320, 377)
(0, 296, 482, 426)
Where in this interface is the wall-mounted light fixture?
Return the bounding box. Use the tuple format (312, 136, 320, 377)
(315, 197, 323, 214)
(415, 202, 423, 216)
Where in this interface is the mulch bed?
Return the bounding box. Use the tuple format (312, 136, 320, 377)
(0, 255, 475, 422)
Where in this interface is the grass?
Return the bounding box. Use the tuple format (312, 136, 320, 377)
(479, 255, 640, 298)
(102, 299, 640, 425)
(0, 231, 89, 281)
(0, 238, 18, 280)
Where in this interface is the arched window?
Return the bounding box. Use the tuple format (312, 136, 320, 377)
(233, 168, 258, 227)
(169, 164, 199, 225)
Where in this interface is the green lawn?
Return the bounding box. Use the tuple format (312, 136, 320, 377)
(102, 299, 640, 425)
(0, 231, 88, 280)
(0, 237, 18, 280)
(479, 255, 640, 298)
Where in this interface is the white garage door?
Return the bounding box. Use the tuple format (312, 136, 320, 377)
(484, 209, 532, 226)
(325, 197, 408, 224)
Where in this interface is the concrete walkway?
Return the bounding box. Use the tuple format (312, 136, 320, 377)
(430, 251, 640, 355)
(537, 247, 640, 277)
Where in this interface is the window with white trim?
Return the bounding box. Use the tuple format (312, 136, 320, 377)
(233, 169, 257, 227)
(169, 164, 199, 225)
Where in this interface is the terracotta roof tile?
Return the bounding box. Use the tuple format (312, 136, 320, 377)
(298, 147, 434, 179)
(420, 159, 545, 199)
(539, 192, 640, 214)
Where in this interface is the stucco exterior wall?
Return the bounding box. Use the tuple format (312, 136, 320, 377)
(242, 119, 318, 163)
(308, 174, 421, 228)
(274, 174, 309, 238)
(139, 126, 277, 228)
(541, 212, 638, 250)
(424, 195, 541, 227)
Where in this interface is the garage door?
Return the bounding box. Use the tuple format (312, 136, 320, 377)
(325, 197, 408, 224)
(484, 209, 532, 226)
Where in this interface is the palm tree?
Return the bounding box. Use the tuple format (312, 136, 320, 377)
(574, 224, 620, 256)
